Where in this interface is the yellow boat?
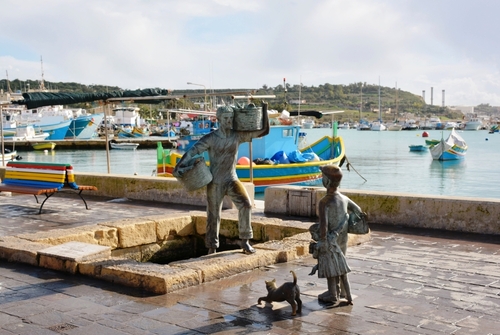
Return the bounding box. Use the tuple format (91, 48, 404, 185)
(32, 142, 56, 151)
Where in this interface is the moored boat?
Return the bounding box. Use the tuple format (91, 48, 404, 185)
(32, 142, 56, 150)
(387, 123, 403, 131)
(109, 140, 139, 150)
(156, 124, 345, 193)
(409, 144, 428, 152)
(429, 128, 467, 161)
(65, 112, 105, 139)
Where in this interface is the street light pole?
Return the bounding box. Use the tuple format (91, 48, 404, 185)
(187, 82, 207, 111)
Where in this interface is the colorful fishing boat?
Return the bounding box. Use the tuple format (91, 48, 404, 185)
(429, 128, 467, 161)
(156, 124, 345, 193)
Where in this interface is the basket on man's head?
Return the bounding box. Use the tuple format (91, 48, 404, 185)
(232, 103, 264, 131)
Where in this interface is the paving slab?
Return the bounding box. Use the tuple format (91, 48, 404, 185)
(1, 193, 500, 334)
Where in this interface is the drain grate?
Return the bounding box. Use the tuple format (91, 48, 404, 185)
(48, 323, 78, 333)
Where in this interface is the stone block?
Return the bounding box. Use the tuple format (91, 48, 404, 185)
(15, 225, 118, 248)
(261, 220, 309, 241)
(112, 245, 142, 262)
(38, 242, 111, 274)
(254, 232, 312, 262)
(170, 249, 281, 283)
(0, 236, 50, 266)
(192, 215, 207, 235)
(78, 258, 202, 294)
(99, 218, 157, 248)
(147, 215, 194, 240)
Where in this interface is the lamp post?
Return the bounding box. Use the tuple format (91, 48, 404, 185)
(187, 82, 207, 111)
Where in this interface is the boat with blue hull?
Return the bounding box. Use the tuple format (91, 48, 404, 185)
(65, 113, 104, 139)
(31, 120, 72, 140)
(156, 124, 345, 193)
(429, 128, 467, 161)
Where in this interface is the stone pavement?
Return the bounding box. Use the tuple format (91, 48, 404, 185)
(1, 193, 500, 334)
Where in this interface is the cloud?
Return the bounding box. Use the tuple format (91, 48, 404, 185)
(1, 0, 500, 106)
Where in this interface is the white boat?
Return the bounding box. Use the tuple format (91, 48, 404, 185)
(402, 119, 419, 130)
(1, 149, 20, 164)
(109, 140, 139, 150)
(65, 111, 105, 139)
(370, 81, 386, 131)
(337, 122, 350, 129)
(387, 123, 403, 131)
(429, 128, 467, 161)
(370, 121, 386, 131)
(463, 114, 483, 131)
(444, 121, 459, 130)
(9, 126, 50, 141)
(8, 105, 73, 140)
(113, 106, 146, 127)
(357, 123, 371, 131)
(301, 118, 315, 129)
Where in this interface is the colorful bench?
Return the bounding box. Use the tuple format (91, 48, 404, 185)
(0, 161, 98, 214)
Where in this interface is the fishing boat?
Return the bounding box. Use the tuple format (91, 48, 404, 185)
(32, 142, 56, 150)
(65, 112, 105, 139)
(425, 139, 440, 146)
(463, 114, 483, 131)
(408, 144, 428, 152)
(1, 148, 21, 163)
(429, 128, 467, 161)
(109, 140, 139, 150)
(156, 124, 345, 193)
(8, 126, 50, 141)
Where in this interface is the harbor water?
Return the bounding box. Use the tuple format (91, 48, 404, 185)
(10, 129, 500, 200)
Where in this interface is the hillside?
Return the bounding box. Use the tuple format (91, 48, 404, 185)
(0, 79, 475, 123)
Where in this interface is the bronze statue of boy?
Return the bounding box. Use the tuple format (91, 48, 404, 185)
(174, 103, 269, 254)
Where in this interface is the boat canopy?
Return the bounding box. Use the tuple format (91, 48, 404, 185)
(289, 110, 323, 119)
(13, 88, 171, 109)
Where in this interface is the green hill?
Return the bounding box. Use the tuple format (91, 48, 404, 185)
(1, 79, 464, 122)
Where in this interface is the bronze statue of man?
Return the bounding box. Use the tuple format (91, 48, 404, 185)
(174, 104, 270, 254)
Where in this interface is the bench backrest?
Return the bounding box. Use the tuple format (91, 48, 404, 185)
(4, 162, 69, 190)
(65, 165, 80, 190)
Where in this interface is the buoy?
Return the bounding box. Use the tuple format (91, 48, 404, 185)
(237, 157, 251, 165)
(422, 131, 429, 137)
(486, 138, 489, 141)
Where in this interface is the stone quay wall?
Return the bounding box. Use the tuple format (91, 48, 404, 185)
(1, 168, 498, 235)
(264, 186, 500, 236)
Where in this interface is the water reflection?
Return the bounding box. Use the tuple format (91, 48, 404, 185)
(429, 160, 466, 195)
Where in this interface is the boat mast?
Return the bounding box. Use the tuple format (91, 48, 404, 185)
(298, 78, 302, 126)
(5, 71, 12, 94)
(360, 85, 363, 113)
(378, 76, 381, 122)
(39, 56, 46, 91)
(395, 82, 398, 122)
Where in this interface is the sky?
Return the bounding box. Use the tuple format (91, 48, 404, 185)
(1, 0, 499, 107)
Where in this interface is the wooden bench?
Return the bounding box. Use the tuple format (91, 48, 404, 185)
(0, 161, 98, 214)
